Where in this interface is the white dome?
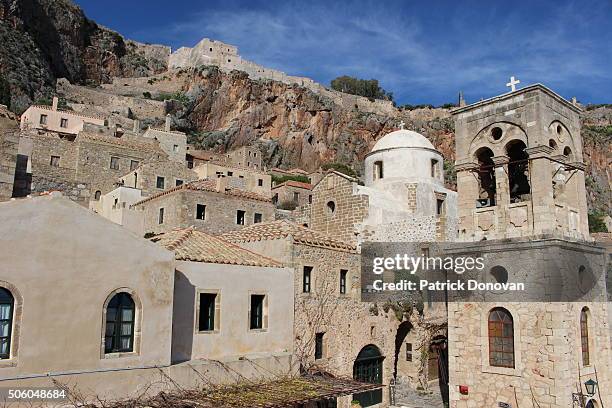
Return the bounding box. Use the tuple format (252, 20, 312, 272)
(372, 129, 434, 152)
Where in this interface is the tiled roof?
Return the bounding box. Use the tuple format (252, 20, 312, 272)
(29, 104, 104, 121)
(272, 180, 313, 190)
(151, 227, 282, 267)
(221, 220, 357, 252)
(131, 178, 271, 207)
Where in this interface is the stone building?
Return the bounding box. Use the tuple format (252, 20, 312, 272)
(222, 220, 400, 408)
(307, 128, 458, 246)
(227, 145, 263, 169)
(272, 180, 313, 209)
(14, 124, 167, 204)
(0, 110, 18, 201)
(150, 227, 293, 363)
(193, 161, 271, 195)
(142, 115, 187, 163)
(130, 178, 275, 236)
(447, 83, 611, 408)
(20, 97, 105, 134)
(120, 159, 198, 197)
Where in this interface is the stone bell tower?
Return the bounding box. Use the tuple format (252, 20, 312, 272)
(451, 82, 589, 241)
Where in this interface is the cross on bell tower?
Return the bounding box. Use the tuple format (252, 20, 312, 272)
(399, 120, 406, 130)
(506, 76, 520, 92)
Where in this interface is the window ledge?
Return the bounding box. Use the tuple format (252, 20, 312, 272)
(481, 365, 521, 377)
(249, 328, 268, 333)
(0, 359, 17, 368)
(196, 330, 220, 335)
(103, 351, 138, 360)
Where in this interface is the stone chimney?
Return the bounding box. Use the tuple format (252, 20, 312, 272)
(216, 176, 229, 192)
(52, 97, 59, 111)
(165, 114, 171, 132)
(133, 119, 141, 133)
(458, 91, 466, 107)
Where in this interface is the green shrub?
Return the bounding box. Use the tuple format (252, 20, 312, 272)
(271, 174, 310, 185)
(588, 210, 609, 233)
(321, 162, 357, 178)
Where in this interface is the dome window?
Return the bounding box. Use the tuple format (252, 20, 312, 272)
(373, 161, 383, 180)
(431, 159, 439, 178)
(556, 125, 563, 134)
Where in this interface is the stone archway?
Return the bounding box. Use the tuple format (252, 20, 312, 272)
(429, 335, 449, 406)
(393, 321, 413, 381)
(353, 344, 384, 407)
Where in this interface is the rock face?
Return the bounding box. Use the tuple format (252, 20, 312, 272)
(0, 0, 169, 113)
(181, 67, 454, 175)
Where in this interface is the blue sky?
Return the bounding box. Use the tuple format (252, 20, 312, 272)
(74, 0, 612, 106)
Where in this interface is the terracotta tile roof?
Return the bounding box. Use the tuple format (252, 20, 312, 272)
(131, 178, 271, 207)
(29, 104, 104, 121)
(221, 220, 357, 253)
(272, 180, 313, 190)
(151, 227, 282, 267)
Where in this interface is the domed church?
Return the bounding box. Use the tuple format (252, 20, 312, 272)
(307, 124, 458, 244)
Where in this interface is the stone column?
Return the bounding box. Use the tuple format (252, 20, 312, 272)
(525, 146, 555, 236)
(455, 161, 479, 240)
(568, 161, 589, 239)
(492, 155, 510, 237)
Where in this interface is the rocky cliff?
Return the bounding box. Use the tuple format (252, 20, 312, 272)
(0, 0, 169, 113)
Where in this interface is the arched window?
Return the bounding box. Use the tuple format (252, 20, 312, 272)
(94, 190, 102, 200)
(353, 345, 384, 407)
(475, 147, 496, 207)
(105, 292, 135, 354)
(0, 288, 14, 359)
(488, 307, 514, 368)
(580, 307, 589, 366)
(506, 140, 530, 203)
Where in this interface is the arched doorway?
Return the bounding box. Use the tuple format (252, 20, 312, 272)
(429, 335, 449, 405)
(393, 321, 413, 383)
(353, 345, 384, 407)
(586, 399, 598, 408)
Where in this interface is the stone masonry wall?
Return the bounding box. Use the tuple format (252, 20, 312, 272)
(0, 128, 18, 201)
(309, 174, 369, 244)
(138, 189, 275, 236)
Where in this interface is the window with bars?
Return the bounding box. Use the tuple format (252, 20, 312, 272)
(198, 293, 217, 332)
(315, 332, 324, 360)
(0, 288, 14, 359)
(60, 118, 68, 128)
(488, 307, 514, 368)
(104, 292, 135, 354)
(581, 307, 590, 366)
(50, 155, 60, 167)
(340, 269, 347, 294)
(249, 294, 265, 330)
(303, 266, 312, 293)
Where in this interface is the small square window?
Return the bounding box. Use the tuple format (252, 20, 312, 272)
(258, 179, 263, 187)
(308, 195, 312, 204)
(39, 114, 48, 125)
(293, 192, 299, 201)
(130, 160, 139, 171)
(227, 171, 233, 176)
(406, 343, 413, 361)
(315, 332, 324, 360)
(249, 294, 266, 330)
(173, 144, 179, 153)
(110, 156, 120, 170)
(303, 266, 312, 293)
(60, 118, 68, 128)
(340, 269, 348, 294)
(156, 176, 165, 189)
(236, 210, 245, 225)
(158, 207, 165, 224)
(198, 293, 217, 332)
(196, 204, 206, 220)
(254, 213, 262, 223)
(187, 161, 194, 169)
(176, 179, 183, 186)
(50, 155, 60, 167)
